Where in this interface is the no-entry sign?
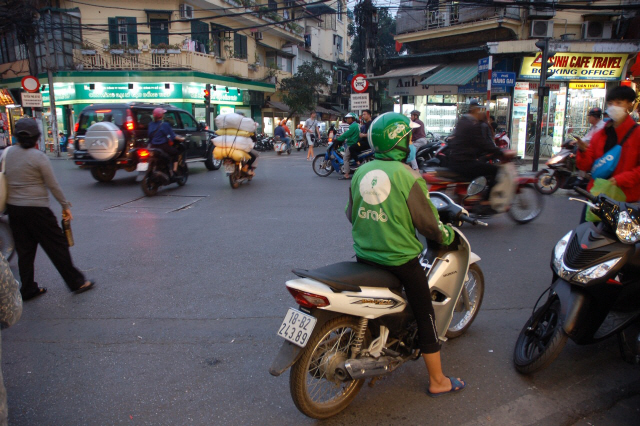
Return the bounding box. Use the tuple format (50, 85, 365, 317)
(351, 74, 369, 93)
(21, 76, 40, 93)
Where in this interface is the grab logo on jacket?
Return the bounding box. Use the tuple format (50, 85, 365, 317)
(359, 170, 391, 205)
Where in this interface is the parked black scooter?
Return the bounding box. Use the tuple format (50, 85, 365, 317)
(513, 187, 640, 373)
(534, 140, 588, 195)
(134, 142, 188, 196)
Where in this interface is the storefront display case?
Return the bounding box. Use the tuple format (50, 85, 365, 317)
(565, 83, 606, 138)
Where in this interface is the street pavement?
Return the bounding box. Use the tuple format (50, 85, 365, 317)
(2, 150, 638, 425)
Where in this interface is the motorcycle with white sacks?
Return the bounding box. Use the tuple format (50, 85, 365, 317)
(513, 187, 640, 373)
(269, 192, 486, 419)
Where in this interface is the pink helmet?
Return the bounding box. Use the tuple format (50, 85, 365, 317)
(153, 108, 166, 119)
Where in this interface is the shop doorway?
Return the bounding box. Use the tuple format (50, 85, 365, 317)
(565, 85, 606, 138)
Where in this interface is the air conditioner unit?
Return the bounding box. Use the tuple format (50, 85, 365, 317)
(582, 21, 613, 40)
(530, 20, 554, 38)
(179, 4, 194, 19)
(254, 32, 263, 40)
(528, 0, 556, 19)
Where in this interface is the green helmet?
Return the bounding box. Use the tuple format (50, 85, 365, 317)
(344, 112, 358, 120)
(367, 112, 413, 160)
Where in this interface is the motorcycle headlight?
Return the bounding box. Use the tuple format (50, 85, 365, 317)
(573, 258, 622, 284)
(616, 210, 640, 244)
(552, 231, 572, 273)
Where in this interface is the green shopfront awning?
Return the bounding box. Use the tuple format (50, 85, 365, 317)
(420, 63, 478, 86)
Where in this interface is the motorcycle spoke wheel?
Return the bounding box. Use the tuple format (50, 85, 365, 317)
(513, 299, 568, 374)
(312, 154, 333, 177)
(535, 170, 559, 195)
(446, 264, 485, 338)
(508, 185, 544, 224)
(289, 316, 365, 419)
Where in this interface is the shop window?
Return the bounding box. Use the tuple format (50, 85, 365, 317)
(108, 17, 137, 47)
(234, 33, 247, 59)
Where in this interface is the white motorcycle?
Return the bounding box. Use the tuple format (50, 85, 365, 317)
(273, 136, 291, 155)
(269, 192, 486, 419)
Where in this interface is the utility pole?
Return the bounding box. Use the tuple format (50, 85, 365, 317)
(532, 38, 555, 171)
(43, 10, 59, 157)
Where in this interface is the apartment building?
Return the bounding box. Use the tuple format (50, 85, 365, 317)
(384, 0, 639, 158)
(0, 0, 351, 141)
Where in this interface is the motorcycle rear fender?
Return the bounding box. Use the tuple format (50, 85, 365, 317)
(269, 309, 342, 377)
(551, 278, 587, 337)
(285, 278, 407, 319)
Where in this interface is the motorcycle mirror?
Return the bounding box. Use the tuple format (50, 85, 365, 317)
(467, 177, 488, 196)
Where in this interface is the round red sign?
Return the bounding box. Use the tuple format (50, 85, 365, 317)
(21, 76, 40, 93)
(351, 74, 369, 93)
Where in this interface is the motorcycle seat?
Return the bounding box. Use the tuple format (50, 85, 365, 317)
(292, 262, 401, 293)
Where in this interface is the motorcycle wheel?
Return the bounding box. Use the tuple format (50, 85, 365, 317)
(312, 154, 333, 177)
(141, 174, 159, 196)
(514, 298, 568, 374)
(287, 149, 291, 155)
(176, 162, 188, 187)
(446, 264, 484, 339)
(204, 146, 222, 170)
(289, 315, 366, 420)
(508, 185, 544, 224)
(0, 221, 15, 261)
(277, 151, 282, 156)
(534, 169, 560, 195)
(229, 171, 240, 189)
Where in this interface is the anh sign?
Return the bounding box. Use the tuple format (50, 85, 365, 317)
(389, 77, 457, 96)
(520, 53, 628, 81)
(21, 92, 43, 107)
(351, 93, 370, 110)
(491, 72, 515, 86)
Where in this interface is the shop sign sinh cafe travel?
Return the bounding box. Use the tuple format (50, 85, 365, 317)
(520, 53, 628, 81)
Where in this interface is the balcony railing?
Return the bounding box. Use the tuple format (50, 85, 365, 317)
(397, 3, 521, 35)
(73, 49, 290, 82)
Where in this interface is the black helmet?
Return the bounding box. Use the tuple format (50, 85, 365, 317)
(587, 107, 602, 119)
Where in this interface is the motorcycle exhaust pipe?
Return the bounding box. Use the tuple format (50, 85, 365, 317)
(344, 356, 401, 380)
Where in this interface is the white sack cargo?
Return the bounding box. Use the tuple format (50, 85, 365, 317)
(213, 135, 255, 152)
(215, 113, 256, 133)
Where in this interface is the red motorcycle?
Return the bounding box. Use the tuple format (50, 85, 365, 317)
(422, 157, 543, 224)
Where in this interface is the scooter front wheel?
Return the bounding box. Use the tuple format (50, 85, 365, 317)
(289, 315, 367, 419)
(312, 154, 333, 177)
(508, 184, 544, 224)
(513, 298, 568, 374)
(141, 174, 159, 196)
(534, 169, 560, 195)
(446, 264, 484, 339)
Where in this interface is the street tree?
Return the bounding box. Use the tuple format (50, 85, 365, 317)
(280, 59, 331, 121)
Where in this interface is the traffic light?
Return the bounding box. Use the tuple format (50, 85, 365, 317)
(535, 39, 556, 82)
(204, 88, 211, 108)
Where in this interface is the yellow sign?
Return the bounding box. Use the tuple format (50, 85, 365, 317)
(520, 53, 628, 81)
(569, 82, 606, 89)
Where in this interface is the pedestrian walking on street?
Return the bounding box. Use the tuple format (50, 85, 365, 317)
(4, 118, 94, 301)
(0, 252, 22, 426)
(304, 112, 319, 160)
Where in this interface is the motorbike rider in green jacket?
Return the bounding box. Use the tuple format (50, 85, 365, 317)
(345, 112, 466, 397)
(336, 112, 361, 180)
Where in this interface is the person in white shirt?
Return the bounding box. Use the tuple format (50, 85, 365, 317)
(304, 112, 320, 160)
(575, 107, 605, 145)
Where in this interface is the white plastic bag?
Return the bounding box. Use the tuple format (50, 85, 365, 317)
(215, 113, 256, 133)
(213, 135, 254, 152)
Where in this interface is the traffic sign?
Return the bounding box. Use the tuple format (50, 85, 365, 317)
(350, 93, 369, 110)
(21, 75, 40, 93)
(21, 92, 43, 107)
(351, 74, 369, 93)
(491, 72, 516, 87)
(478, 58, 490, 72)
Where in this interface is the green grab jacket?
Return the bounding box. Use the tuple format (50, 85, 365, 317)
(336, 122, 361, 147)
(346, 159, 455, 266)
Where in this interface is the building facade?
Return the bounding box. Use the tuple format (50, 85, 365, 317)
(387, 0, 640, 158)
(0, 0, 351, 147)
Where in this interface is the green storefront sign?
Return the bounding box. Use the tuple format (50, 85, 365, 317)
(42, 82, 242, 107)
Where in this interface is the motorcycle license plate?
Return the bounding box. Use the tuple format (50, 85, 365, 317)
(224, 164, 235, 173)
(277, 308, 317, 347)
(136, 162, 148, 172)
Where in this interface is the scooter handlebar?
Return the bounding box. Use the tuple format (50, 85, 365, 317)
(459, 214, 488, 227)
(575, 187, 598, 203)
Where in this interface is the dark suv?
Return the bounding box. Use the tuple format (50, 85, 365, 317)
(73, 103, 220, 182)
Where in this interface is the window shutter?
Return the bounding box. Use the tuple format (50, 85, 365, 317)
(241, 35, 247, 59)
(126, 17, 138, 46)
(108, 18, 118, 45)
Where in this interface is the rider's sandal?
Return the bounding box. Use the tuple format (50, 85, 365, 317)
(426, 377, 466, 398)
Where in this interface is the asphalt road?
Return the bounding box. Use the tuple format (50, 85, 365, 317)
(2, 151, 638, 425)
